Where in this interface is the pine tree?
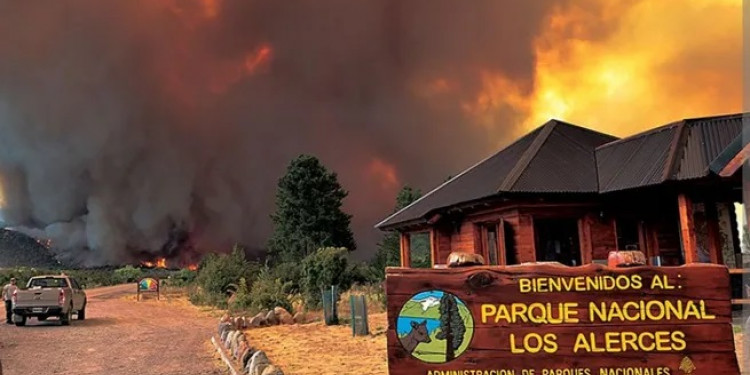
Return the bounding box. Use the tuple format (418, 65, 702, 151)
(267, 155, 356, 263)
(436, 293, 465, 362)
(371, 186, 422, 278)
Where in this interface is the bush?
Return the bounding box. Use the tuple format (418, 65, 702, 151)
(114, 265, 143, 283)
(174, 268, 197, 285)
(195, 245, 258, 296)
(228, 277, 253, 312)
(301, 247, 350, 308)
(188, 286, 227, 309)
(248, 268, 294, 313)
(268, 262, 303, 293)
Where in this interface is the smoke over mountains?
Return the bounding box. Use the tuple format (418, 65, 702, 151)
(0, 1, 740, 266)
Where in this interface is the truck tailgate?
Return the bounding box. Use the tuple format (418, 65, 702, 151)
(15, 288, 62, 307)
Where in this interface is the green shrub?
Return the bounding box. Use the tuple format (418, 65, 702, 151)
(228, 277, 253, 312)
(249, 267, 293, 313)
(301, 247, 350, 308)
(188, 286, 227, 309)
(174, 268, 197, 285)
(269, 262, 303, 293)
(114, 265, 143, 283)
(195, 245, 258, 295)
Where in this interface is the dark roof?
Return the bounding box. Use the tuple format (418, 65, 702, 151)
(376, 120, 617, 229)
(377, 113, 747, 230)
(597, 113, 745, 192)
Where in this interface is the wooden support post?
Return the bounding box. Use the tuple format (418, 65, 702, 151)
(429, 229, 438, 268)
(518, 214, 536, 263)
(399, 232, 411, 268)
(678, 194, 699, 264)
(473, 225, 483, 256)
(637, 221, 648, 254)
(578, 215, 593, 265)
(705, 202, 724, 265)
(646, 223, 661, 265)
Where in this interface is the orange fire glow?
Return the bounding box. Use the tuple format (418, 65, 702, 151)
(462, 0, 742, 140)
(367, 158, 399, 192)
(187, 264, 198, 271)
(244, 45, 273, 75)
(141, 258, 168, 269)
(208, 44, 273, 94)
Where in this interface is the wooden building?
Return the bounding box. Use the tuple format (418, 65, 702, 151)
(376, 113, 749, 271)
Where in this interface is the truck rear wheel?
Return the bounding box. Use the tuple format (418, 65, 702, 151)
(60, 307, 72, 326)
(14, 315, 26, 327)
(77, 302, 86, 320)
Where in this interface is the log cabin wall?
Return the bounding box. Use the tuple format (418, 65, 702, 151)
(450, 220, 478, 254)
(588, 215, 617, 262)
(433, 223, 453, 265)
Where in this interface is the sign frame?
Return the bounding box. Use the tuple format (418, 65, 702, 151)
(385, 263, 740, 375)
(137, 277, 160, 301)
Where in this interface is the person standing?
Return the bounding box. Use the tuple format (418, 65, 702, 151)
(2, 278, 17, 324)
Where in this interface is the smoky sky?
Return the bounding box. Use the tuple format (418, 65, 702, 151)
(0, 1, 558, 266)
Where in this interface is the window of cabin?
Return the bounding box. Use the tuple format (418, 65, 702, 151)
(484, 224, 499, 265)
(503, 221, 517, 265)
(409, 232, 432, 268)
(616, 219, 640, 250)
(534, 218, 581, 266)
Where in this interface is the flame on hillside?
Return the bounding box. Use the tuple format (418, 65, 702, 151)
(141, 257, 168, 269)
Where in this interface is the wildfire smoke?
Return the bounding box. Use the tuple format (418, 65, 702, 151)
(0, 1, 740, 266)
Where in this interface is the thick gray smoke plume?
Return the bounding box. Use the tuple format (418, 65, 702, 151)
(0, 1, 555, 266)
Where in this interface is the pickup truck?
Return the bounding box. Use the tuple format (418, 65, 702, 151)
(11, 275, 87, 326)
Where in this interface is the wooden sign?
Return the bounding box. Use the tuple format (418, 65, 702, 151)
(137, 277, 160, 301)
(386, 263, 740, 375)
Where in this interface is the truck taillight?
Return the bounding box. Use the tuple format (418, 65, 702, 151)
(11, 290, 17, 305)
(58, 289, 65, 306)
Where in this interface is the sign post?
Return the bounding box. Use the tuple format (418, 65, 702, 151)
(137, 277, 160, 301)
(386, 263, 740, 375)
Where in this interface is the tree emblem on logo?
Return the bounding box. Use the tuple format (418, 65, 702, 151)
(396, 290, 474, 363)
(679, 356, 696, 374)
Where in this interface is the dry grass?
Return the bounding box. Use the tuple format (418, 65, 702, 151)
(243, 312, 388, 375)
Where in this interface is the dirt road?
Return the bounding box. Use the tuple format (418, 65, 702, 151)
(0, 284, 226, 375)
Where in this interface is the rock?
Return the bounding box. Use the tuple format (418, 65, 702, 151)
(292, 312, 306, 324)
(241, 347, 255, 368)
(230, 333, 243, 356)
(235, 340, 248, 359)
(274, 307, 294, 325)
(246, 351, 269, 375)
(607, 250, 646, 267)
(261, 365, 284, 375)
(447, 251, 484, 267)
(264, 310, 278, 325)
(225, 330, 239, 348)
(248, 316, 265, 327)
(220, 328, 231, 343)
(218, 322, 232, 336)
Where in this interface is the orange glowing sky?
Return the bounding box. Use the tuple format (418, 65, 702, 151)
(463, 0, 743, 142)
(0, 0, 742, 262)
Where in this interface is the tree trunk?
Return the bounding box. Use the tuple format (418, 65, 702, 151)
(445, 307, 454, 362)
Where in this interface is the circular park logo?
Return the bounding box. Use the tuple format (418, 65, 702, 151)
(397, 290, 474, 364)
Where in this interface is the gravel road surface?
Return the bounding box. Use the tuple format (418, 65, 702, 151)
(0, 283, 226, 375)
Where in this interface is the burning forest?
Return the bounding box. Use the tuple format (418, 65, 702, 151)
(0, 0, 741, 267)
